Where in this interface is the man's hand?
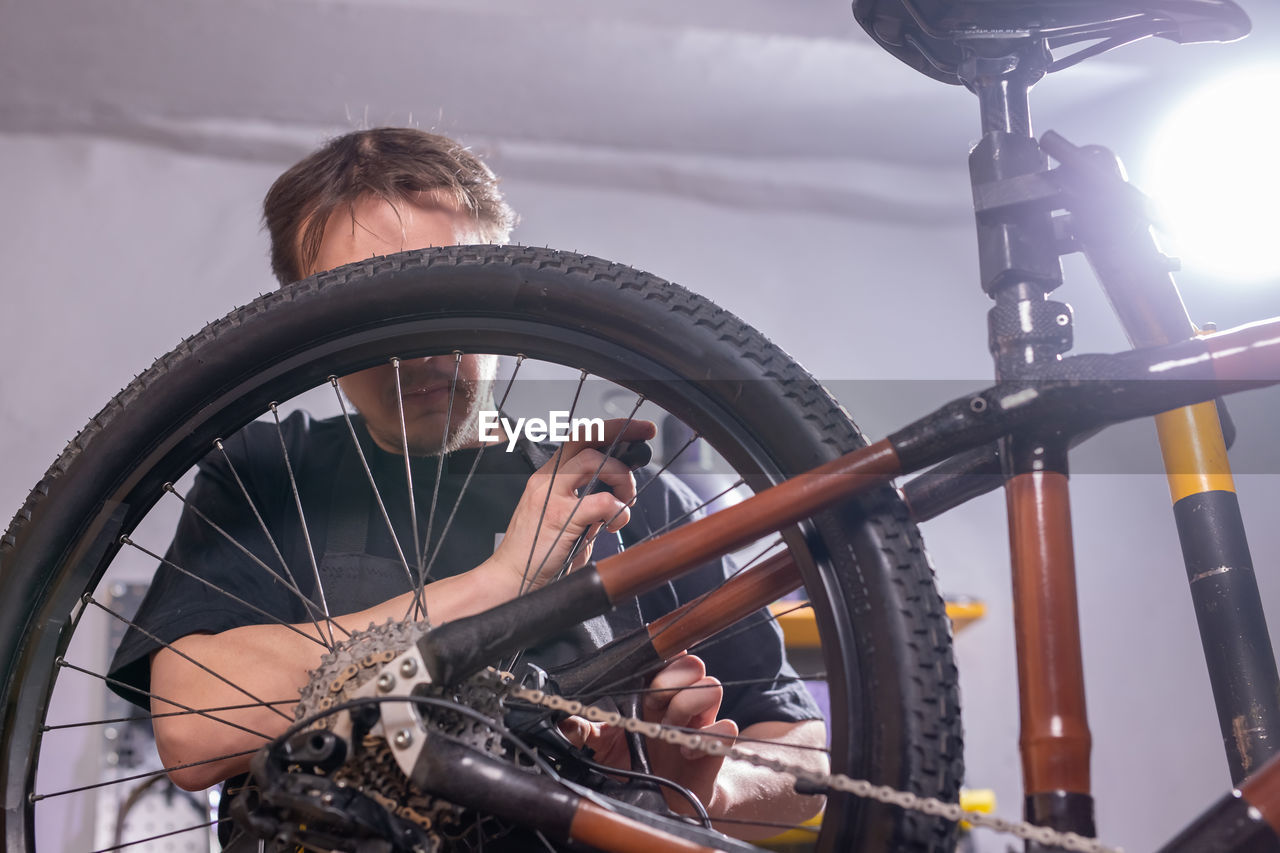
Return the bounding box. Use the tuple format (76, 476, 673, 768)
(558, 653, 828, 839)
(561, 653, 738, 815)
(639, 653, 739, 814)
(486, 417, 655, 593)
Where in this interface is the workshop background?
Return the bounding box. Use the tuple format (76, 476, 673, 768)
(3, 1, 1280, 851)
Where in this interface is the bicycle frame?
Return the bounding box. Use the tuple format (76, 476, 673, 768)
(404, 310, 1280, 850)
(395, 20, 1280, 845)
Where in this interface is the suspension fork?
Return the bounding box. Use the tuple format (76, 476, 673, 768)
(1048, 133, 1280, 785)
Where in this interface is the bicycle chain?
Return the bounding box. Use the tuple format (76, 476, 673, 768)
(301, 635, 1120, 853)
(498, 672, 1123, 853)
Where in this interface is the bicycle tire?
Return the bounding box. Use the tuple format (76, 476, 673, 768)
(0, 245, 962, 852)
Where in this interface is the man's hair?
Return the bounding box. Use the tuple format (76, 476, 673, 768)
(264, 127, 517, 285)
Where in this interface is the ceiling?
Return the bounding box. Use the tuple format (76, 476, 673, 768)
(3, 0, 1278, 221)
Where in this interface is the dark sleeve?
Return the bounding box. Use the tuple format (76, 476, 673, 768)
(629, 471, 823, 729)
(106, 418, 311, 708)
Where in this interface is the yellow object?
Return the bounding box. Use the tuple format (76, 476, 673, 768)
(756, 789, 997, 849)
(756, 810, 823, 850)
(946, 599, 986, 633)
(770, 602, 822, 648)
(959, 788, 997, 830)
(1155, 400, 1235, 503)
(770, 598, 986, 649)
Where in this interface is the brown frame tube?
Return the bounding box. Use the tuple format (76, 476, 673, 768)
(1242, 751, 1280, 836)
(1007, 471, 1092, 797)
(646, 549, 803, 660)
(569, 799, 725, 852)
(596, 439, 901, 601)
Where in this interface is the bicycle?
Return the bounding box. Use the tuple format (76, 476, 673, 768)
(2, 2, 1278, 852)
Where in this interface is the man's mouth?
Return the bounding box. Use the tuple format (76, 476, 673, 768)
(404, 384, 449, 396)
(397, 384, 455, 410)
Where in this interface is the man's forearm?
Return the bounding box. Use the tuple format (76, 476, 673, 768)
(709, 719, 829, 840)
(151, 560, 521, 790)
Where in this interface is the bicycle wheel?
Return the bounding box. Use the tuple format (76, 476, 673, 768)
(0, 245, 961, 852)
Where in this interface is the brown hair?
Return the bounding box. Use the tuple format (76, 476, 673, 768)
(263, 127, 516, 284)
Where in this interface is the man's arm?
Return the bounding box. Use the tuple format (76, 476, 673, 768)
(153, 567, 522, 789)
(153, 420, 654, 790)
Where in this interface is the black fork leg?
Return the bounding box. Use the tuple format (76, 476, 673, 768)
(1058, 138, 1280, 785)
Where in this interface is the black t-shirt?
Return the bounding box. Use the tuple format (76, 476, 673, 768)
(109, 410, 819, 729)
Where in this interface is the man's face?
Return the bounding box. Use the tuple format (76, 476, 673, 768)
(309, 196, 498, 455)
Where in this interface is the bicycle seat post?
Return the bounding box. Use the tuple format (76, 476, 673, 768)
(962, 43, 1097, 846)
(961, 44, 1068, 379)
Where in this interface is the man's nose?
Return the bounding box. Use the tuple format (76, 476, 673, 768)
(397, 356, 460, 382)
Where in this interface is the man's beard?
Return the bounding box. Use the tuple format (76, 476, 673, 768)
(380, 384, 496, 458)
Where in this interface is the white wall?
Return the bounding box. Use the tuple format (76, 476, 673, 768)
(4, 128, 1280, 853)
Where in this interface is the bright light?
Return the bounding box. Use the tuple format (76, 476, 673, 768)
(1144, 66, 1280, 282)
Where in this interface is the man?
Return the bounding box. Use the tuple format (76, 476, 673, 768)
(110, 127, 825, 842)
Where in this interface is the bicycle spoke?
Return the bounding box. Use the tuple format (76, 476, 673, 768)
(639, 538, 802, 661)
(638, 719, 832, 756)
(213, 438, 333, 647)
(421, 356, 526, 582)
(529, 394, 645, 591)
(33, 752, 257, 802)
(687, 600, 814, 660)
(330, 376, 423, 621)
(628, 599, 819, 693)
(522, 674, 834, 759)
(573, 537, 783, 696)
(271, 403, 336, 645)
(557, 672, 828, 702)
(597, 428, 702, 536)
(509, 540, 816, 738)
(546, 474, 766, 698)
(533, 467, 751, 672)
(88, 818, 228, 853)
(119, 537, 329, 649)
(511, 689, 832, 757)
(515, 369, 590, 598)
(631, 477, 747, 545)
(555, 427, 720, 575)
(391, 357, 425, 587)
(642, 538, 788, 651)
(502, 374, 616, 675)
(55, 660, 275, 743)
(509, 429, 745, 680)
(83, 596, 293, 722)
(549, 592, 815, 716)
(42, 699, 295, 732)
(541, 424, 703, 576)
(416, 352, 465, 610)
(160, 484, 346, 644)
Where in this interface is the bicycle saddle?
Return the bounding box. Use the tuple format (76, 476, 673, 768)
(853, 0, 1251, 85)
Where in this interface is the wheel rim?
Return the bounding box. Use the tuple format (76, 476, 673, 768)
(2, 295, 870, 851)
